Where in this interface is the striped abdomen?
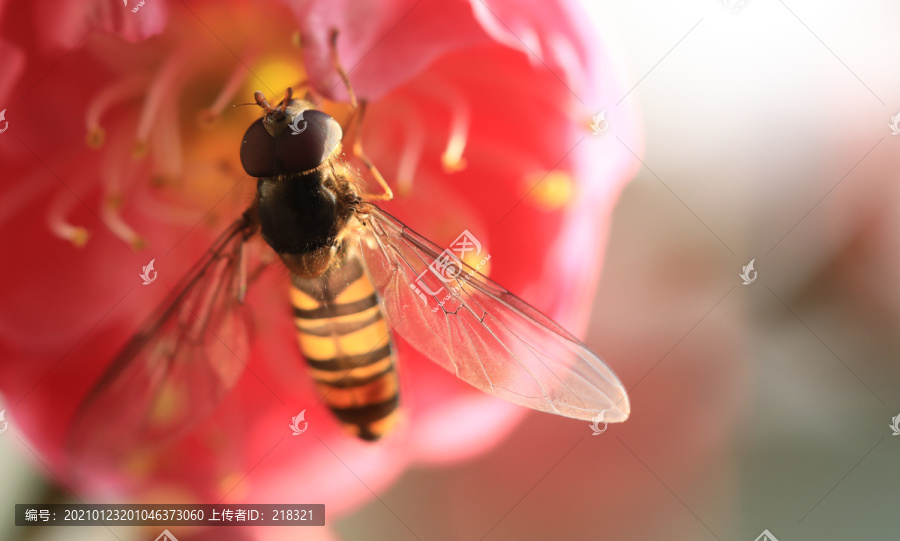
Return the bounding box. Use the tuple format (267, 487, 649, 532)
(290, 254, 400, 441)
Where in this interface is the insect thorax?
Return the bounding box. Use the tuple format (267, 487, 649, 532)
(256, 168, 354, 277)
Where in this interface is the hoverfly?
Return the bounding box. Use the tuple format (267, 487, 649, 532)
(69, 33, 629, 463)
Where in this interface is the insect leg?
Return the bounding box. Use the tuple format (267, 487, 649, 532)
(329, 30, 393, 201)
(329, 29, 359, 111)
(351, 101, 394, 201)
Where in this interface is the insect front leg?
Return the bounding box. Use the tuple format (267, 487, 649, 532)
(330, 30, 394, 202)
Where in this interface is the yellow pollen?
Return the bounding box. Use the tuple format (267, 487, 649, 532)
(441, 127, 468, 174)
(461, 250, 491, 278)
(133, 140, 150, 159)
(149, 381, 184, 426)
(86, 127, 105, 149)
(107, 195, 123, 211)
(71, 227, 90, 248)
(441, 152, 468, 174)
(431, 79, 470, 174)
(250, 58, 306, 102)
(525, 171, 575, 210)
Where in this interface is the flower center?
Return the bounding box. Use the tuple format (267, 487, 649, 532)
(59, 44, 309, 250)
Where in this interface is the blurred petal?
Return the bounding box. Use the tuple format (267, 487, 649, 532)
(33, 0, 169, 49)
(291, 0, 493, 100)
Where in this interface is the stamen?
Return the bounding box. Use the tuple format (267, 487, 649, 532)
(523, 170, 575, 211)
(132, 182, 211, 226)
(415, 76, 470, 174)
(396, 107, 424, 196)
(47, 190, 90, 247)
(101, 167, 145, 250)
(151, 99, 182, 186)
(197, 52, 257, 127)
(134, 45, 197, 158)
(441, 102, 469, 174)
(102, 196, 145, 250)
(518, 27, 544, 68)
(85, 73, 150, 149)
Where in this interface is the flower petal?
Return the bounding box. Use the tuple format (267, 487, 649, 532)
(33, 0, 168, 50)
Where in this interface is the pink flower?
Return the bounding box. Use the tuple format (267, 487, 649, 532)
(0, 0, 639, 535)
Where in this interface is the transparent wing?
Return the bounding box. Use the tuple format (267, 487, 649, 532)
(354, 204, 630, 423)
(68, 209, 263, 468)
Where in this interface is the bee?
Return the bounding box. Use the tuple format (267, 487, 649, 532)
(69, 33, 629, 463)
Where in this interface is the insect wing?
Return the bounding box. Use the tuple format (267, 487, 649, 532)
(354, 205, 629, 423)
(69, 213, 260, 468)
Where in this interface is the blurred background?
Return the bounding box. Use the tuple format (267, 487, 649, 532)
(3, 0, 900, 540)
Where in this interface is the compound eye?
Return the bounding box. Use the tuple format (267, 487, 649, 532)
(274, 110, 343, 174)
(240, 118, 277, 177)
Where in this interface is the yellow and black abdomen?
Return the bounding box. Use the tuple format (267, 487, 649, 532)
(289, 255, 400, 441)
